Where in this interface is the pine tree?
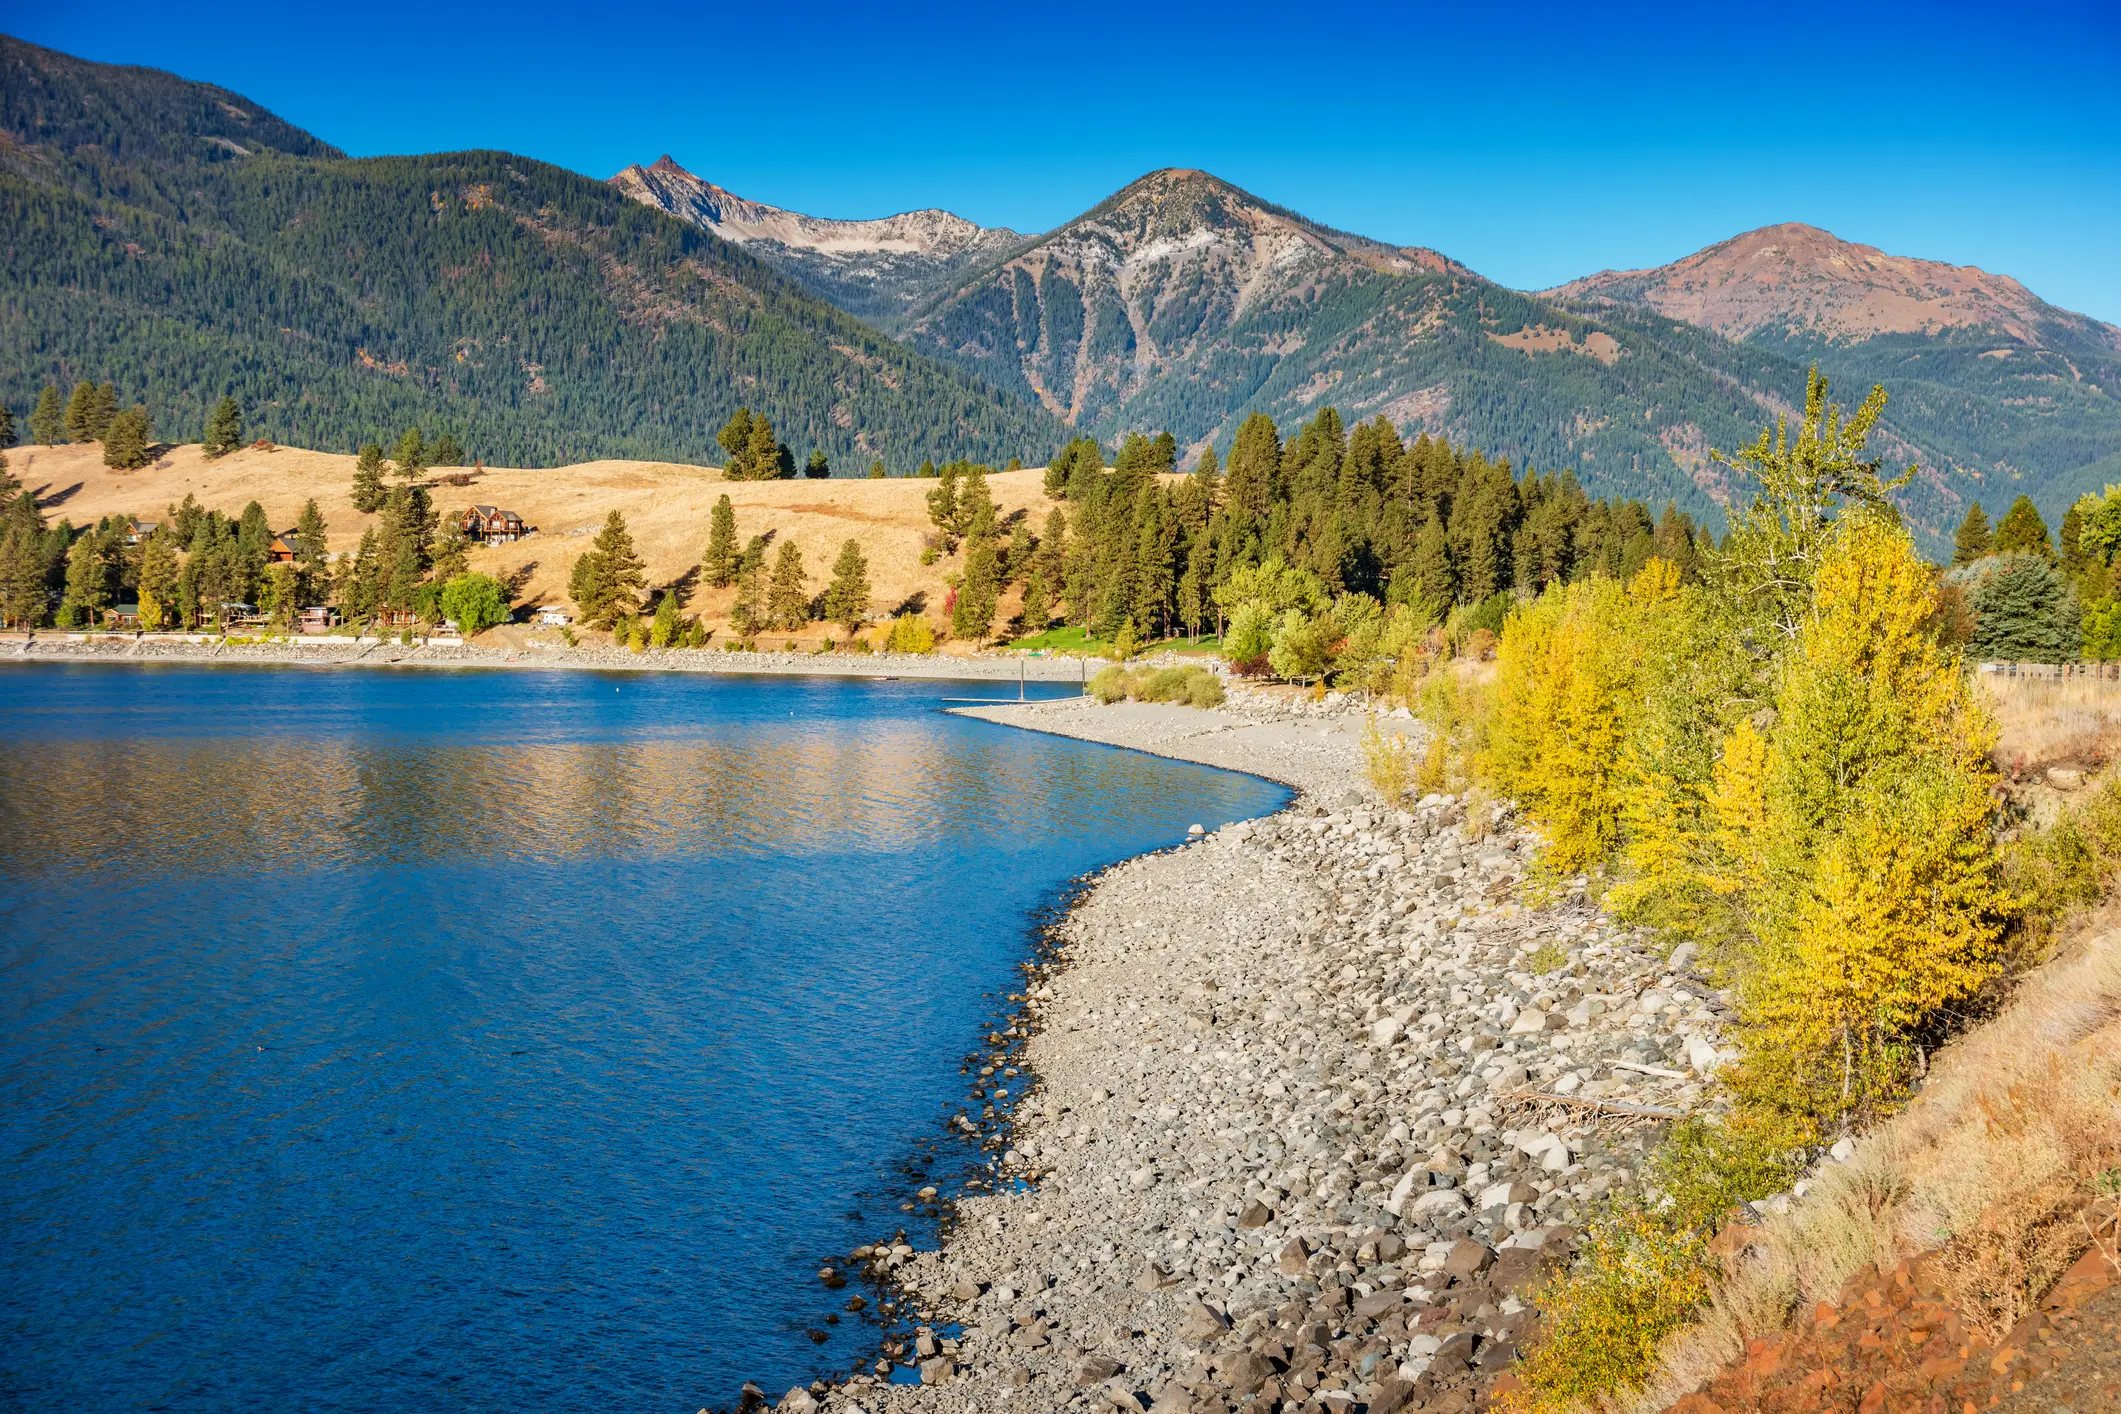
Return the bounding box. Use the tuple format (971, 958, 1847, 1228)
(926, 463, 960, 548)
(352, 444, 386, 512)
(867, 460, 887, 479)
(203, 396, 243, 458)
(823, 538, 871, 634)
(954, 539, 1000, 640)
(138, 531, 178, 630)
(1405, 508, 1455, 606)
(294, 499, 329, 602)
(0, 403, 14, 453)
(717, 409, 755, 474)
(767, 539, 809, 629)
(102, 407, 153, 469)
(90, 383, 117, 440)
(63, 382, 96, 442)
(1992, 495, 2053, 560)
(61, 532, 109, 626)
(1020, 567, 1051, 634)
(960, 467, 996, 542)
(731, 536, 768, 634)
(804, 450, 830, 480)
(739, 414, 787, 482)
(430, 433, 464, 467)
(393, 427, 427, 479)
(577, 511, 645, 626)
(703, 494, 738, 587)
(1953, 503, 1993, 565)
(1970, 555, 2078, 663)
(2059, 500, 2088, 573)
(28, 385, 62, 446)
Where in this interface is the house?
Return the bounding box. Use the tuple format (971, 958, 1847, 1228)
(125, 519, 159, 545)
(217, 602, 265, 627)
(537, 606, 573, 626)
(460, 505, 529, 543)
(298, 606, 340, 633)
(265, 532, 301, 564)
(108, 603, 141, 629)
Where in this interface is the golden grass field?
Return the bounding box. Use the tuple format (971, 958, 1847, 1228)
(11, 440, 1065, 638)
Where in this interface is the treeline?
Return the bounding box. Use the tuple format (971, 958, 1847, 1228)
(946, 405, 1704, 655)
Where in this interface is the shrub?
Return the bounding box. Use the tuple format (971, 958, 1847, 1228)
(1089, 665, 1133, 704)
(881, 613, 936, 655)
(1504, 1206, 1716, 1414)
(1360, 715, 1412, 804)
(1090, 664, 1224, 708)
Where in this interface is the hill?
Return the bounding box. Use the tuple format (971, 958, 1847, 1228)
(610, 156, 1031, 331)
(1545, 223, 2121, 527)
(14, 439, 1064, 635)
(0, 36, 1065, 474)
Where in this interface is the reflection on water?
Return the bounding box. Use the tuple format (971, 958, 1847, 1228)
(0, 664, 1288, 1414)
(0, 727, 1200, 868)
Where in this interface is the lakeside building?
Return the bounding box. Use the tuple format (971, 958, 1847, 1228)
(461, 506, 529, 543)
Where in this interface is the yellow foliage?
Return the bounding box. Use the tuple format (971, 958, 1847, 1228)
(1502, 1207, 1715, 1413)
(1722, 518, 2011, 1125)
(1482, 574, 1646, 874)
(1360, 715, 1413, 804)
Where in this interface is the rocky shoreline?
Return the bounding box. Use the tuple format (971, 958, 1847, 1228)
(1, 632, 1096, 684)
(769, 692, 1737, 1414)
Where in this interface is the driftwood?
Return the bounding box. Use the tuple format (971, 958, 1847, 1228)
(1502, 1088, 1686, 1120)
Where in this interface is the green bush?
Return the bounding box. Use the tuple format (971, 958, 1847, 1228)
(1089, 664, 1224, 707)
(438, 572, 509, 636)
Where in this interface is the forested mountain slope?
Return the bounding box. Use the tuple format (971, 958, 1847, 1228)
(611, 156, 1030, 331)
(0, 36, 1064, 471)
(1546, 223, 2121, 528)
(894, 168, 1779, 527)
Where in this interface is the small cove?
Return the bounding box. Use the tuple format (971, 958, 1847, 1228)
(0, 663, 1288, 1412)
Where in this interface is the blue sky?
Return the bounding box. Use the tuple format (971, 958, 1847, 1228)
(13, 0, 2120, 321)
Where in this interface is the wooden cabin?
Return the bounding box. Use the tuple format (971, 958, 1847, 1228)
(460, 505, 528, 543)
(265, 533, 300, 564)
(298, 606, 340, 633)
(125, 519, 159, 545)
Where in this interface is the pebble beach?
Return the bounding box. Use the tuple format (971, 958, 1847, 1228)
(775, 690, 1738, 1414)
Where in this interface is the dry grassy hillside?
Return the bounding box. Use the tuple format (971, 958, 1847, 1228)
(11, 441, 1064, 636)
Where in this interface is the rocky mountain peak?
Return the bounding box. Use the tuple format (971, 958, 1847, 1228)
(609, 156, 1031, 329)
(1543, 221, 2109, 348)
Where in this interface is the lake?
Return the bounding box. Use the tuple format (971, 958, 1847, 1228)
(0, 663, 1287, 1412)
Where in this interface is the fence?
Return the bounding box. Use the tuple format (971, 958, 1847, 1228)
(1978, 661, 2121, 682)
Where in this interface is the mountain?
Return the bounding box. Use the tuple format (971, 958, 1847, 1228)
(895, 167, 1790, 524)
(1545, 224, 2121, 526)
(611, 156, 1030, 331)
(0, 36, 1063, 472)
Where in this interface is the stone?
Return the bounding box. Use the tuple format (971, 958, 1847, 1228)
(1237, 1201, 1273, 1229)
(1074, 1353, 1122, 1385)
(1441, 1239, 1494, 1278)
(1410, 1188, 1470, 1222)
(1217, 1352, 1274, 1394)
(2047, 766, 2084, 790)
(1830, 1137, 1856, 1163)
(774, 1390, 818, 1414)
(1366, 1379, 1419, 1414)
(1176, 1302, 1230, 1345)
(1133, 1262, 1176, 1292)
(1353, 1287, 1405, 1319)
(918, 1356, 954, 1385)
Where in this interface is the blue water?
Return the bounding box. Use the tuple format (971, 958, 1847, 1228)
(0, 663, 1286, 1413)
